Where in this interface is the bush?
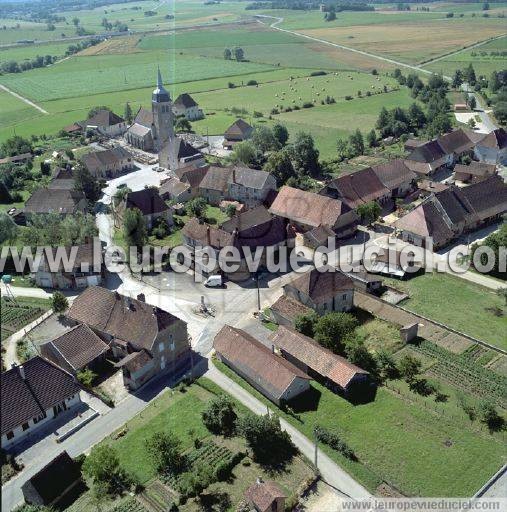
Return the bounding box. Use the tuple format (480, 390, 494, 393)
(302, 102, 314, 108)
(228, 82, 235, 89)
(202, 395, 237, 436)
(314, 426, 356, 460)
(51, 291, 68, 313)
(310, 70, 327, 76)
(246, 80, 258, 86)
(77, 367, 97, 388)
(345, 95, 353, 100)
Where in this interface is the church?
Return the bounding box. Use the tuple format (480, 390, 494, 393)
(125, 68, 203, 170)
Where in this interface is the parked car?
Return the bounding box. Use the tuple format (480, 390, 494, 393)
(204, 275, 224, 288)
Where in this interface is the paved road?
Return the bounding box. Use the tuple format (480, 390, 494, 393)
(207, 364, 371, 499)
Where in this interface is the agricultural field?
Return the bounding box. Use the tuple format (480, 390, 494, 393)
(384, 273, 507, 351)
(0, 296, 50, 342)
(214, 359, 505, 497)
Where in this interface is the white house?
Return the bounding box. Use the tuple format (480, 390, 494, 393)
(173, 93, 203, 121)
(1, 358, 81, 449)
(474, 128, 507, 165)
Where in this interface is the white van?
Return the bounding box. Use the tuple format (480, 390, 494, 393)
(204, 275, 223, 288)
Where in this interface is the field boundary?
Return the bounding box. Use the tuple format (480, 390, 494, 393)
(0, 84, 48, 114)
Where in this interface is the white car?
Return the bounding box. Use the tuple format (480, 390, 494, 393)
(204, 275, 224, 288)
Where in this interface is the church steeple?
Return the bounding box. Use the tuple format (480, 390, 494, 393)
(152, 66, 170, 103)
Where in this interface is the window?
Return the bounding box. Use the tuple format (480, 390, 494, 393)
(22, 422, 29, 431)
(33, 412, 47, 424)
(342, 294, 347, 300)
(6, 431, 14, 440)
(159, 342, 165, 352)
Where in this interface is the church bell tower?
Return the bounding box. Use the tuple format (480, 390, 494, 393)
(152, 67, 174, 152)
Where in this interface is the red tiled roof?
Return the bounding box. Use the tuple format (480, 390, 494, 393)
(245, 480, 286, 512)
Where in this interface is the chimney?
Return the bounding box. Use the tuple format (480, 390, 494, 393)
(271, 345, 275, 354)
(256, 477, 264, 485)
(206, 225, 211, 246)
(137, 293, 145, 302)
(19, 365, 25, 380)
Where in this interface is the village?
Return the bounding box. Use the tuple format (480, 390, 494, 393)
(1, 44, 507, 512)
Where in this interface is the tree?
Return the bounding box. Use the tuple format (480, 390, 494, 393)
(237, 413, 295, 465)
(376, 350, 399, 380)
(314, 312, 358, 354)
(467, 118, 477, 129)
(74, 165, 101, 202)
(479, 400, 504, 431)
(345, 336, 378, 375)
(263, 149, 295, 186)
(272, 123, 289, 146)
(123, 208, 148, 248)
(464, 63, 477, 86)
(336, 139, 351, 161)
(489, 71, 500, 93)
(145, 431, 185, 474)
(397, 354, 421, 383)
(77, 367, 97, 387)
(113, 186, 131, 206)
(202, 394, 237, 436)
(289, 132, 320, 178)
(493, 101, 507, 124)
(294, 311, 319, 337)
(225, 203, 237, 217)
(324, 9, 336, 21)
(230, 141, 264, 168)
(124, 102, 133, 123)
(356, 201, 381, 225)
(186, 197, 207, 219)
(175, 118, 192, 133)
(251, 126, 280, 153)
(497, 288, 507, 306)
(452, 69, 463, 89)
(72, 17, 80, 26)
(52, 291, 68, 313)
(0, 135, 32, 158)
(348, 129, 364, 156)
(223, 48, 232, 60)
(407, 102, 426, 130)
(483, 2, 490, 10)
(0, 212, 18, 244)
(234, 47, 244, 61)
(366, 129, 377, 148)
(82, 445, 131, 495)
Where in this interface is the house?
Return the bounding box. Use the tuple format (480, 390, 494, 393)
(301, 224, 336, 250)
(47, 167, 74, 190)
(320, 167, 391, 209)
(21, 451, 85, 508)
(0, 152, 33, 165)
(222, 119, 253, 149)
(283, 268, 354, 315)
(1, 357, 81, 449)
(67, 287, 190, 390)
(269, 295, 313, 327)
(24, 188, 87, 217)
(81, 146, 134, 179)
(436, 129, 475, 160)
(474, 128, 507, 165)
(84, 109, 127, 137)
(62, 123, 83, 136)
(159, 136, 205, 171)
(395, 176, 507, 248)
(159, 177, 192, 202)
(116, 188, 172, 230)
(40, 324, 110, 374)
(199, 165, 277, 208)
(173, 93, 203, 120)
(453, 162, 497, 184)
(269, 186, 358, 239)
(361, 248, 422, 278)
(344, 267, 383, 293)
(271, 326, 375, 400)
(404, 138, 427, 152)
(213, 325, 310, 406)
(176, 163, 209, 189)
(244, 479, 286, 512)
(33, 242, 103, 289)
(371, 159, 417, 198)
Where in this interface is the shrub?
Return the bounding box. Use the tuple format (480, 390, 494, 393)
(227, 82, 235, 89)
(246, 80, 258, 86)
(345, 95, 353, 100)
(310, 70, 327, 76)
(314, 426, 356, 460)
(51, 291, 68, 313)
(77, 367, 97, 388)
(302, 102, 314, 108)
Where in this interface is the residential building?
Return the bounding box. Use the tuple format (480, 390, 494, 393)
(244, 479, 286, 512)
(474, 128, 507, 165)
(361, 248, 423, 278)
(125, 69, 174, 152)
(40, 324, 110, 374)
(159, 177, 193, 202)
(213, 325, 311, 406)
(67, 287, 190, 390)
(320, 167, 391, 209)
(159, 136, 204, 171)
(173, 93, 204, 120)
(21, 451, 84, 508)
(33, 243, 103, 289)
(81, 146, 134, 179)
(198, 165, 276, 208)
(0, 152, 32, 165)
(453, 161, 497, 184)
(24, 188, 87, 218)
(222, 118, 253, 149)
(371, 159, 417, 198)
(1, 357, 81, 449)
(271, 326, 375, 400)
(269, 186, 358, 239)
(395, 176, 507, 248)
(283, 268, 354, 315)
(116, 188, 172, 229)
(269, 295, 313, 327)
(47, 167, 74, 190)
(84, 109, 127, 137)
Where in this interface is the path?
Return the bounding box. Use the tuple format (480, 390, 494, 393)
(0, 84, 48, 114)
(207, 363, 370, 499)
(455, 270, 505, 291)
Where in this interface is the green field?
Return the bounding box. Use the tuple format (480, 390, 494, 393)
(0, 296, 50, 342)
(214, 359, 505, 497)
(384, 273, 507, 350)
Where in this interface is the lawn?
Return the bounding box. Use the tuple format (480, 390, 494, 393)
(384, 273, 507, 350)
(97, 378, 314, 509)
(213, 360, 506, 497)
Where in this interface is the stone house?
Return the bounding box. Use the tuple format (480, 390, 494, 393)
(173, 93, 204, 120)
(453, 162, 497, 184)
(474, 128, 507, 165)
(213, 325, 310, 406)
(371, 159, 417, 198)
(1, 357, 81, 449)
(244, 479, 286, 512)
(84, 109, 127, 137)
(222, 118, 253, 149)
(67, 286, 191, 390)
(283, 268, 355, 315)
(24, 188, 88, 218)
(81, 147, 134, 179)
(116, 188, 173, 230)
(159, 136, 205, 171)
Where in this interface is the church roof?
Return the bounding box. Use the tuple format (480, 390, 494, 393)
(152, 67, 170, 103)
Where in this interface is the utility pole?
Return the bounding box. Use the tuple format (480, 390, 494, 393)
(314, 430, 318, 468)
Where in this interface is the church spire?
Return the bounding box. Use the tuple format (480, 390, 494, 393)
(157, 65, 163, 89)
(152, 66, 170, 103)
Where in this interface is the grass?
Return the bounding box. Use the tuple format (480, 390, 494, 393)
(214, 359, 506, 497)
(383, 273, 507, 350)
(97, 378, 314, 509)
(0, 296, 51, 342)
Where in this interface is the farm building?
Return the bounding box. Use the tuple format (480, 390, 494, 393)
(283, 268, 354, 315)
(47, 167, 74, 191)
(173, 93, 204, 120)
(222, 118, 253, 149)
(84, 109, 127, 137)
(245, 479, 286, 512)
(269, 295, 313, 327)
(453, 162, 497, 184)
(474, 128, 507, 165)
(213, 325, 311, 406)
(271, 326, 375, 401)
(81, 146, 134, 179)
(24, 188, 87, 218)
(1, 358, 81, 449)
